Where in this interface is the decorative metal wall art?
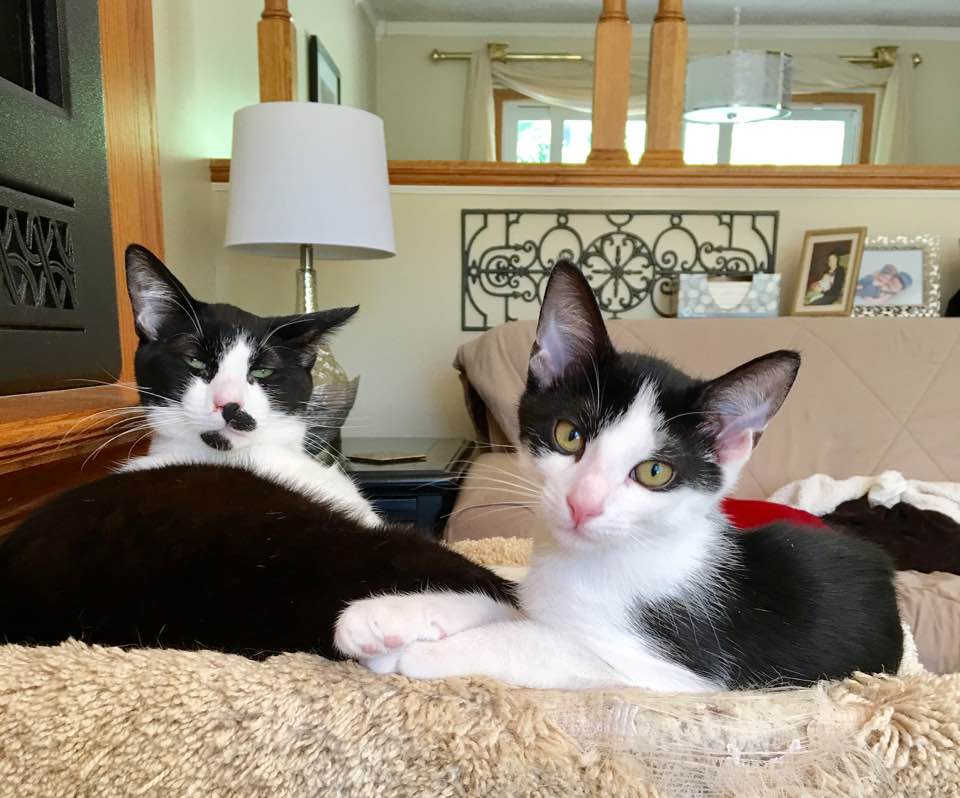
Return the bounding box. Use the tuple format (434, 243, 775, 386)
(461, 209, 778, 330)
(0, 205, 77, 310)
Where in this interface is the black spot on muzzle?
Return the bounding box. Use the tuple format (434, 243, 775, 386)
(221, 402, 256, 432)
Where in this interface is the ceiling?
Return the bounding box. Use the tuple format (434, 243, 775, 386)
(367, 0, 960, 26)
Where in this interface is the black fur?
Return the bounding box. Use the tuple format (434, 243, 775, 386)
(634, 523, 903, 687)
(0, 466, 516, 659)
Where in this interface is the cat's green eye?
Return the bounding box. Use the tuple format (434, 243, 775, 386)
(183, 356, 206, 371)
(250, 368, 274, 380)
(553, 419, 584, 454)
(631, 460, 675, 489)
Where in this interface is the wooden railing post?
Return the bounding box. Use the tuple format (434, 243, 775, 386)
(258, 0, 296, 102)
(586, 0, 632, 166)
(639, 0, 687, 166)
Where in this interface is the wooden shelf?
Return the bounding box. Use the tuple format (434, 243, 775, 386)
(210, 158, 960, 190)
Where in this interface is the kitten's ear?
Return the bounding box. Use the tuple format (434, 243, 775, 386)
(697, 350, 800, 467)
(269, 306, 359, 366)
(125, 244, 197, 341)
(528, 261, 611, 390)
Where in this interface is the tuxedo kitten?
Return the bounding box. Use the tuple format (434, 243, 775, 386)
(337, 262, 903, 691)
(121, 244, 373, 523)
(0, 246, 515, 658)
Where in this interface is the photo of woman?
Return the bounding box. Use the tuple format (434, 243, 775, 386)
(792, 227, 867, 316)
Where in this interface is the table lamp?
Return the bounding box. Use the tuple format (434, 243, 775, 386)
(224, 102, 396, 451)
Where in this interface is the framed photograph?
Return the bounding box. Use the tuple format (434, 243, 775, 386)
(853, 235, 942, 318)
(307, 35, 341, 104)
(791, 227, 867, 316)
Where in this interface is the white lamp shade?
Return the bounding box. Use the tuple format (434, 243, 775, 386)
(225, 102, 396, 259)
(685, 51, 792, 124)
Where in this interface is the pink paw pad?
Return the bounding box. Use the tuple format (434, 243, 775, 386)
(383, 635, 405, 650)
(361, 644, 379, 655)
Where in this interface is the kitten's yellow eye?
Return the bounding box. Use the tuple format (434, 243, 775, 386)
(183, 356, 205, 371)
(250, 368, 274, 380)
(631, 460, 675, 489)
(553, 420, 584, 454)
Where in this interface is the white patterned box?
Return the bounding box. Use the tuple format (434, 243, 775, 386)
(677, 274, 781, 318)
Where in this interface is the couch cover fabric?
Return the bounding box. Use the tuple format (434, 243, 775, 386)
(1, 536, 958, 798)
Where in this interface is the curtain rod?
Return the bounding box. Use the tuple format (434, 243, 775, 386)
(430, 43, 585, 63)
(430, 42, 923, 69)
(838, 45, 922, 68)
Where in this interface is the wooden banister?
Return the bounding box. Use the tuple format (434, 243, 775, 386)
(258, 0, 296, 102)
(640, 0, 687, 166)
(587, 0, 632, 165)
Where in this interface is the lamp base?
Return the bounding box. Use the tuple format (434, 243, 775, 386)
(296, 244, 358, 461)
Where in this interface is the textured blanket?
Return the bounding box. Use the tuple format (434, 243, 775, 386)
(1, 537, 958, 798)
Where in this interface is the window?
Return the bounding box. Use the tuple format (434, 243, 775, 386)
(496, 91, 874, 166)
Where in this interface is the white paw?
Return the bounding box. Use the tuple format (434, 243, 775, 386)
(334, 594, 452, 661)
(396, 640, 472, 680)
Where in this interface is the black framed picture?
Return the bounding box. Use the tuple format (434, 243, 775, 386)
(307, 35, 341, 104)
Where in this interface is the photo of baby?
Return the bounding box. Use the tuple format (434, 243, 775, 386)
(854, 249, 924, 307)
(792, 227, 866, 316)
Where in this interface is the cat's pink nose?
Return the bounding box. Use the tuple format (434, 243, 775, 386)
(567, 496, 602, 528)
(567, 475, 607, 528)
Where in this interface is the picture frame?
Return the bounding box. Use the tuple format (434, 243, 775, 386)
(791, 227, 867, 316)
(852, 235, 942, 318)
(307, 35, 341, 104)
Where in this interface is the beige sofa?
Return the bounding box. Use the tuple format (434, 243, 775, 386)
(447, 317, 960, 673)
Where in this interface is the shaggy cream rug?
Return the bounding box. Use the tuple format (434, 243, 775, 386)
(0, 536, 956, 798)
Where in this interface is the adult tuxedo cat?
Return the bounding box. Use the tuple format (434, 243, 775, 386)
(337, 262, 903, 691)
(0, 246, 513, 658)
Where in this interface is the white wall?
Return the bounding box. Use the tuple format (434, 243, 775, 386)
(213, 184, 960, 438)
(379, 26, 960, 163)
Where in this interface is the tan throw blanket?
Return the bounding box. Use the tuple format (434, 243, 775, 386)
(0, 537, 957, 798)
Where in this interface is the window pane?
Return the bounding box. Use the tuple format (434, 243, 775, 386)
(625, 120, 646, 163)
(683, 122, 720, 164)
(515, 120, 552, 163)
(561, 119, 592, 163)
(729, 119, 847, 165)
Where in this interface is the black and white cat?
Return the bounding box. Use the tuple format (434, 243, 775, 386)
(0, 246, 514, 658)
(336, 262, 904, 691)
(121, 244, 377, 526)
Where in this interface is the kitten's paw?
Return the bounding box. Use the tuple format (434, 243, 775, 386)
(334, 594, 451, 660)
(395, 640, 473, 680)
(359, 651, 401, 674)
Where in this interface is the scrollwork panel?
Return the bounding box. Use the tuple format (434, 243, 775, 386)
(462, 209, 778, 330)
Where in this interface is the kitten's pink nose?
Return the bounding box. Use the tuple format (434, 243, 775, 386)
(213, 393, 241, 411)
(567, 474, 607, 528)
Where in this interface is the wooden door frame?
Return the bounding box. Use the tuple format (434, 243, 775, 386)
(0, 0, 163, 476)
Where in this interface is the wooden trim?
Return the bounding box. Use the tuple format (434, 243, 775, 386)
(587, 0, 631, 166)
(0, 1, 162, 482)
(211, 158, 960, 189)
(258, 0, 296, 102)
(493, 89, 531, 161)
(0, 386, 141, 475)
(793, 92, 876, 165)
(100, 0, 164, 383)
(640, 0, 687, 166)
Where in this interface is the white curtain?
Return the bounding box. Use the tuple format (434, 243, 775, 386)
(461, 50, 496, 161)
(462, 49, 912, 163)
(790, 53, 913, 163)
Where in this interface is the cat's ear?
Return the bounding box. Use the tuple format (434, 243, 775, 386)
(697, 350, 800, 468)
(269, 306, 359, 366)
(528, 261, 610, 390)
(125, 244, 198, 341)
